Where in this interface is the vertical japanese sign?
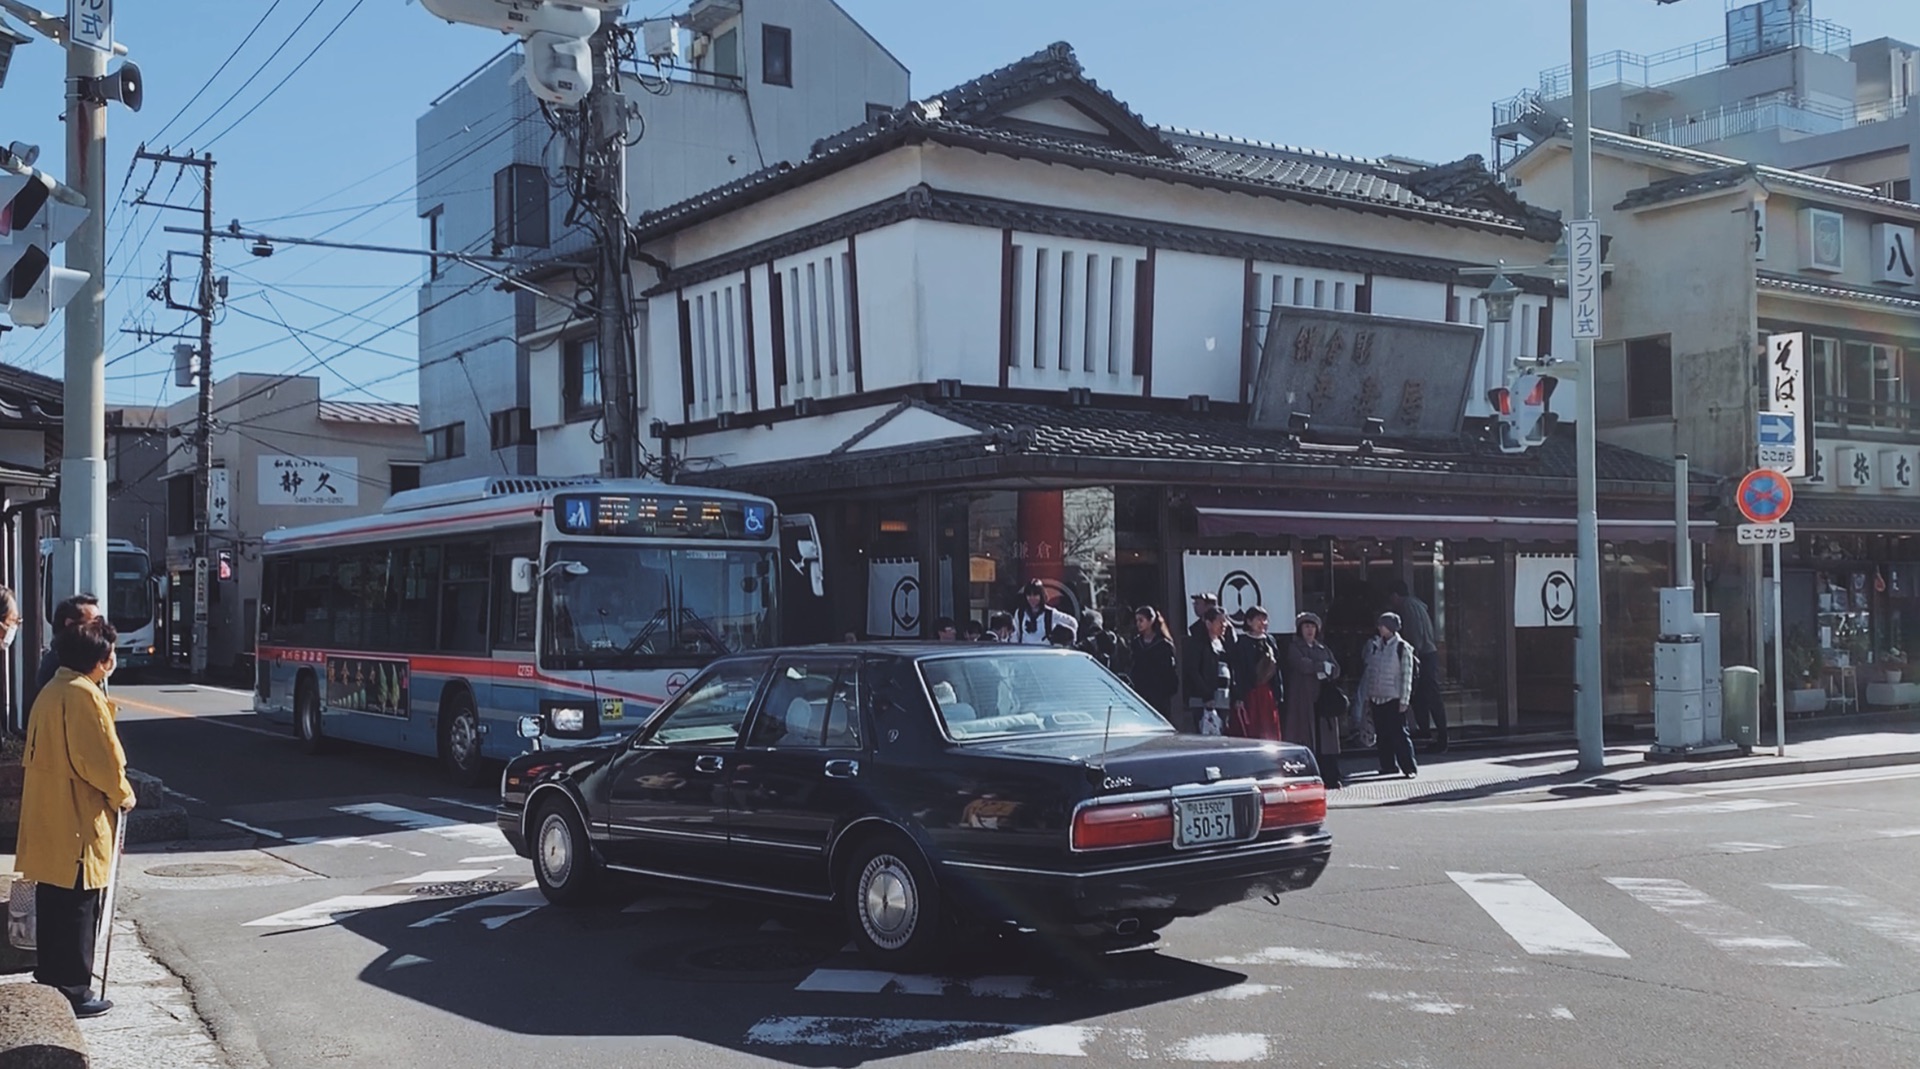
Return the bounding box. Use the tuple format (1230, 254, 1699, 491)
(68, 0, 112, 54)
(207, 467, 232, 531)
(1765, 332, 1807, 477)
(1568, 219, 1602, 340)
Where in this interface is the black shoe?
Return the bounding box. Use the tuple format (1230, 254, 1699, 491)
(72, 997, 113, 1019)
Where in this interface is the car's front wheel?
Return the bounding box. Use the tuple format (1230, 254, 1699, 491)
(530, 798, 599, 906)
(842, 834, 944, 969)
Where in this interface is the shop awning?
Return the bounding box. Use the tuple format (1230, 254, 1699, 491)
(1196, 499, 1717, 543)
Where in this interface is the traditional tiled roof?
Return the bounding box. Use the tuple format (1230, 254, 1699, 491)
(1788, 495, 1920, 532)
(0, 361, 62, 422)
(1757, 272, 1920, 313)
(635, 43, 1548, 241)
(318, 401, 419, 426)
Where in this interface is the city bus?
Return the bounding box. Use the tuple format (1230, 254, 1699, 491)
(40, 537, 161, 675)
(253, 476, 821, 784)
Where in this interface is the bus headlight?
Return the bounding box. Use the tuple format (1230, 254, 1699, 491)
(550, 707, 587, 733)
(539, 701, 598, 739)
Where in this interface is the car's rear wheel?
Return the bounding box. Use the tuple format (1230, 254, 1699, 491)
(295, 677, 327, 755)
(842, 834, 944, 970)
(440, 696, 486, 786)
(530, 798, 599, 907)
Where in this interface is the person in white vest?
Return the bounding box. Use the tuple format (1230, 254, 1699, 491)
(1011, 580, 1076, 646)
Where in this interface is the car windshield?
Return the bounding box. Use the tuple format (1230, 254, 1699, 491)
(541, 543, 777, 668)
(921, 651, 1172, 741)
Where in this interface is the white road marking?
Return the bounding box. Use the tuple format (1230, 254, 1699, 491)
(1164, 1034, 1270, 1062)
(1607, 877, 1840, 967)
(1551, 1007, 1576, 1021)
(398, 869, 498, 885)
(1209, 946, 1404, 969)
(407, 882, 544, 930)
(1879, 828, 1920, 838)
(1189, 983, 1287, 1002)
(429, 797, 499, 814)
(1698, 768, 1920, 794)
(332, 802, 505, 848)
(795, 969, 1044, 998)
(1717, 842, 1785, 853)
(460, 853, 521, 863)
(166, 789, 207, 805)
(1769, 884, 1920, 955)
(1448, 872, 1631, 959)
(1367, 991, 1468, 1016)
(190, 684, 261, 698)
(289, 835, 398, 851)
(386, 954, 431, 971)
(220, 818, 289, 840)
(244, 894, 414, 929)
(1648, 799, 1796, 815)
(745, 1017, 1093, 1056)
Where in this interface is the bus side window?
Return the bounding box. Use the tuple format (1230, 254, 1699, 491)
(437, 542, 490, 654)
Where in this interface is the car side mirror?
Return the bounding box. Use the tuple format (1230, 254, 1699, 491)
(517, 715, 544, 739)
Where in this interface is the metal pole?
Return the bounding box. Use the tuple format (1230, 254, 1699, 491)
(60, 28, 109, 605)
(1571, 0, 1604, 772)
(1771, 540, 1786, 756)
(1674, 454, 1691, 589)
(191, 154, 214, 680)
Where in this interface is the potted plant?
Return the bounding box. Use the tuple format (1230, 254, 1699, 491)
(1785, 629, 1828, 714)
(1878, 647, 1907, 685)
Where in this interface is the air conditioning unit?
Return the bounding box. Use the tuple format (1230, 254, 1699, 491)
(690, 33, 710, 60)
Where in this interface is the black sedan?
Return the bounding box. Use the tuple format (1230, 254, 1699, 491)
(497, 644, 1332, 968)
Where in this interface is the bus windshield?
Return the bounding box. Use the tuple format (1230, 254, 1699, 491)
(541, 543, 777, 669)
(107, 551, 153, 634)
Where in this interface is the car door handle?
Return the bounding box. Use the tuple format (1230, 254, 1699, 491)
(694, 754, 725, 774)
(824, 759, 859, 780)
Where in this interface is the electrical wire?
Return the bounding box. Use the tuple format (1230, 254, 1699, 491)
(146, 0, 289, 147)
(171, 1, 331, 150)
(202, 0, 370, 151)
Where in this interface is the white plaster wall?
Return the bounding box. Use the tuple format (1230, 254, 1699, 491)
(738, 0, 910, 167)
(681, 401, 952, 469)
(849, 221, 921, 388)
(1369, 277, 1450, 321)
(1149, 250, 1246, 400)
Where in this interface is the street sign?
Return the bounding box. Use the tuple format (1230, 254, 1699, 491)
(192, 556, 208, 621)
(1757, 411, 1797, 472)
(67, 0, 112, 54)
(1737, 522, 1795, 546)
(1737, 468, 1795, 524)
(208, 467, 231, 531)
(1764, 333, 1807, 476)
(1568, 219, 1602, 340)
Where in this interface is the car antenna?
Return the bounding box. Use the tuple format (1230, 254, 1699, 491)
(1097, 703, 1115, 770)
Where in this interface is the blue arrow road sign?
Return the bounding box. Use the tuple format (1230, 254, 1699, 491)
(1758, 412, 1796, 447)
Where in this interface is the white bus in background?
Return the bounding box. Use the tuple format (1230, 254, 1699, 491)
(39, 537, 162, 675)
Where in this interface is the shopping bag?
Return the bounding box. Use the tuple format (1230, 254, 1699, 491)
(7, 876, 36, 951)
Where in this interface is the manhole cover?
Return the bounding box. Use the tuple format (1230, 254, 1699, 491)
(678, 937, 839, 976)
(147, 862, 247, 878)
(412, 880, 523, 897)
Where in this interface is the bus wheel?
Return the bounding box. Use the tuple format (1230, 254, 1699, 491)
(295, 678, 328, 755)
(440, 697, 486, 786)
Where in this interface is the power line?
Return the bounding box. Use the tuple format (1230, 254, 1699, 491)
(146, 0, 288, 146)
(172, 1, 330, 149)
(202, 0, 370, 151)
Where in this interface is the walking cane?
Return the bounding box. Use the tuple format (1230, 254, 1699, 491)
(92, 808, 128, 997)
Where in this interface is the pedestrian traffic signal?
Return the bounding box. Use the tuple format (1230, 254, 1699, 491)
(1487, 372, 1559, 454)
(0, 164, 89, 328)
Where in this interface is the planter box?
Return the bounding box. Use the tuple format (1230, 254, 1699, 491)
(1789, 688, 1830, 714)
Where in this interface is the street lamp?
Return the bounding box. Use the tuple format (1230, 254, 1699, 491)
(1481, 270, 1521, 325)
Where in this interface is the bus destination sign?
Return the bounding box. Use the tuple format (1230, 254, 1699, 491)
(553, 493, 773, 540)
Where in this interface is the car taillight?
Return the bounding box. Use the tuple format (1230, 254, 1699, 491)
(1072, 800, 1173, 851)
(1260, 782, 1327, 831)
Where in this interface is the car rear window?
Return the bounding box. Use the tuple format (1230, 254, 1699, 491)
(921, 651, 1171, 741)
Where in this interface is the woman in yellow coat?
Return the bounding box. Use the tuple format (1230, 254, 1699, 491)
(17, 616, 135, 1019)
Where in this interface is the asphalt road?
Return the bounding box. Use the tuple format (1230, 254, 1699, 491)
(109, 683, 1920, 1069)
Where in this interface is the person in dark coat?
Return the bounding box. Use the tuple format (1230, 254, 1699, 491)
(1125, 605, 1179, 720)
(1182, 608, 1234, 735)
(1229, 607, 1282, 740)
(1075, 610, 1120, 669)
(1284, 612, 1343, 787)
(36, 594, 100, 690)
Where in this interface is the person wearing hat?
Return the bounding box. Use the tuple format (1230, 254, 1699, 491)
(1284, 611, 1343, 787)
(1360, 611, 1418, 778)
(1011, 580, 1075, 646)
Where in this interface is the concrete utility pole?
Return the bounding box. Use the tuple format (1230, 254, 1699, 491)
(1569, 0, 1605, 773)
(588, 16, 637, 479)
(60, 13, 109, 606)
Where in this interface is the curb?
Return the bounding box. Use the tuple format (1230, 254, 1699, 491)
(130, 909, 270, 1069)
(1598, 749, 1920, 787)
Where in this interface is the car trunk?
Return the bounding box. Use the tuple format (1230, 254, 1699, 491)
(964, 731, 1314, 794)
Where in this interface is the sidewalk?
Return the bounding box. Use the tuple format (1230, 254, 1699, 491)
(1328, 716, 1920, 807)
(0, 874, 229, 1069)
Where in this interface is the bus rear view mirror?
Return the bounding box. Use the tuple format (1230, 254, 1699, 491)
(510, 557, 538, 596)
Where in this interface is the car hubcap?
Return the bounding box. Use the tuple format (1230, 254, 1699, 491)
(859, 855, 917, 950)
(539, 814, 572, 885)
(450, 713, 476, 765)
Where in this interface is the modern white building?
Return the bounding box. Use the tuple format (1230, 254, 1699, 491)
(415, 0, 907, 484)
(525, 41, 1711, 738)
(1492, 0, 1918, 199)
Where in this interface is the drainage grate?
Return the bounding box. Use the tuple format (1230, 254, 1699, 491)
(146, 862, 248, 878)
(411, 880, 523, 897)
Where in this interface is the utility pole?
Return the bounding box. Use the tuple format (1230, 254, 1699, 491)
(588, 16, 636, 479)
(61, 11, 109, 606)
(135, 147, 215, 678)
(1569, 0, 1605, 773)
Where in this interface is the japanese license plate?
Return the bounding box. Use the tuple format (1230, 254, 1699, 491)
(1173, 796, 1237, 848)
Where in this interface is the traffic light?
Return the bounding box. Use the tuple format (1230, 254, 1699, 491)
(1487, 371, 1559, 454)
(418, 1, 622, 108)
(0, 164, 89, 328)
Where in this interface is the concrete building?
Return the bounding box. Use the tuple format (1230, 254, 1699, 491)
(1492, 0, 1917, 199)
(1508, 124, 1920, 717)
(163, 374, 422, 675)
(534, 42, 1708, 739)
(414, 0, 908, 484)
(106, 406, 168, 565)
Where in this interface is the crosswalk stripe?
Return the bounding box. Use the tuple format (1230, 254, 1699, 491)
(1768, 884, 1920, 955)
(1606, 877, 1841, 967)
(332, 802, 505, 849)
(745, 1016, 1095, 1056)
(1448, 872, 1631, 959)
(796, 969, 1046, 998)
(243, 894, 415, 929)
(398, 869, 498, 885)
(1647, 799, 1796, 815)
(1716, 842, 1785, 853)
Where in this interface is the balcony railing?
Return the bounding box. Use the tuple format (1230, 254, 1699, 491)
(1537, 20, 1852, 100)
(1639, 92, 1914, 149)
(1814, 394, 1920, 435)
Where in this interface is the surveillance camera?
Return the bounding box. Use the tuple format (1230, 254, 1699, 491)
(522, 30, 592, 107)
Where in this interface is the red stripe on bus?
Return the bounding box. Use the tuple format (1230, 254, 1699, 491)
(256, 646, 668, 706)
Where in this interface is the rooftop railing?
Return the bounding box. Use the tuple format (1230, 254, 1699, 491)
(1639, 91, 1914, 149)
(1537, 19, 1852, 100)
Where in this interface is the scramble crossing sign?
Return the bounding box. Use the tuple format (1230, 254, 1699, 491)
(1736, 468, 1794, 525)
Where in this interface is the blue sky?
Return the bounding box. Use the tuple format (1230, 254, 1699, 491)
(0, 0, 1907, 408)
